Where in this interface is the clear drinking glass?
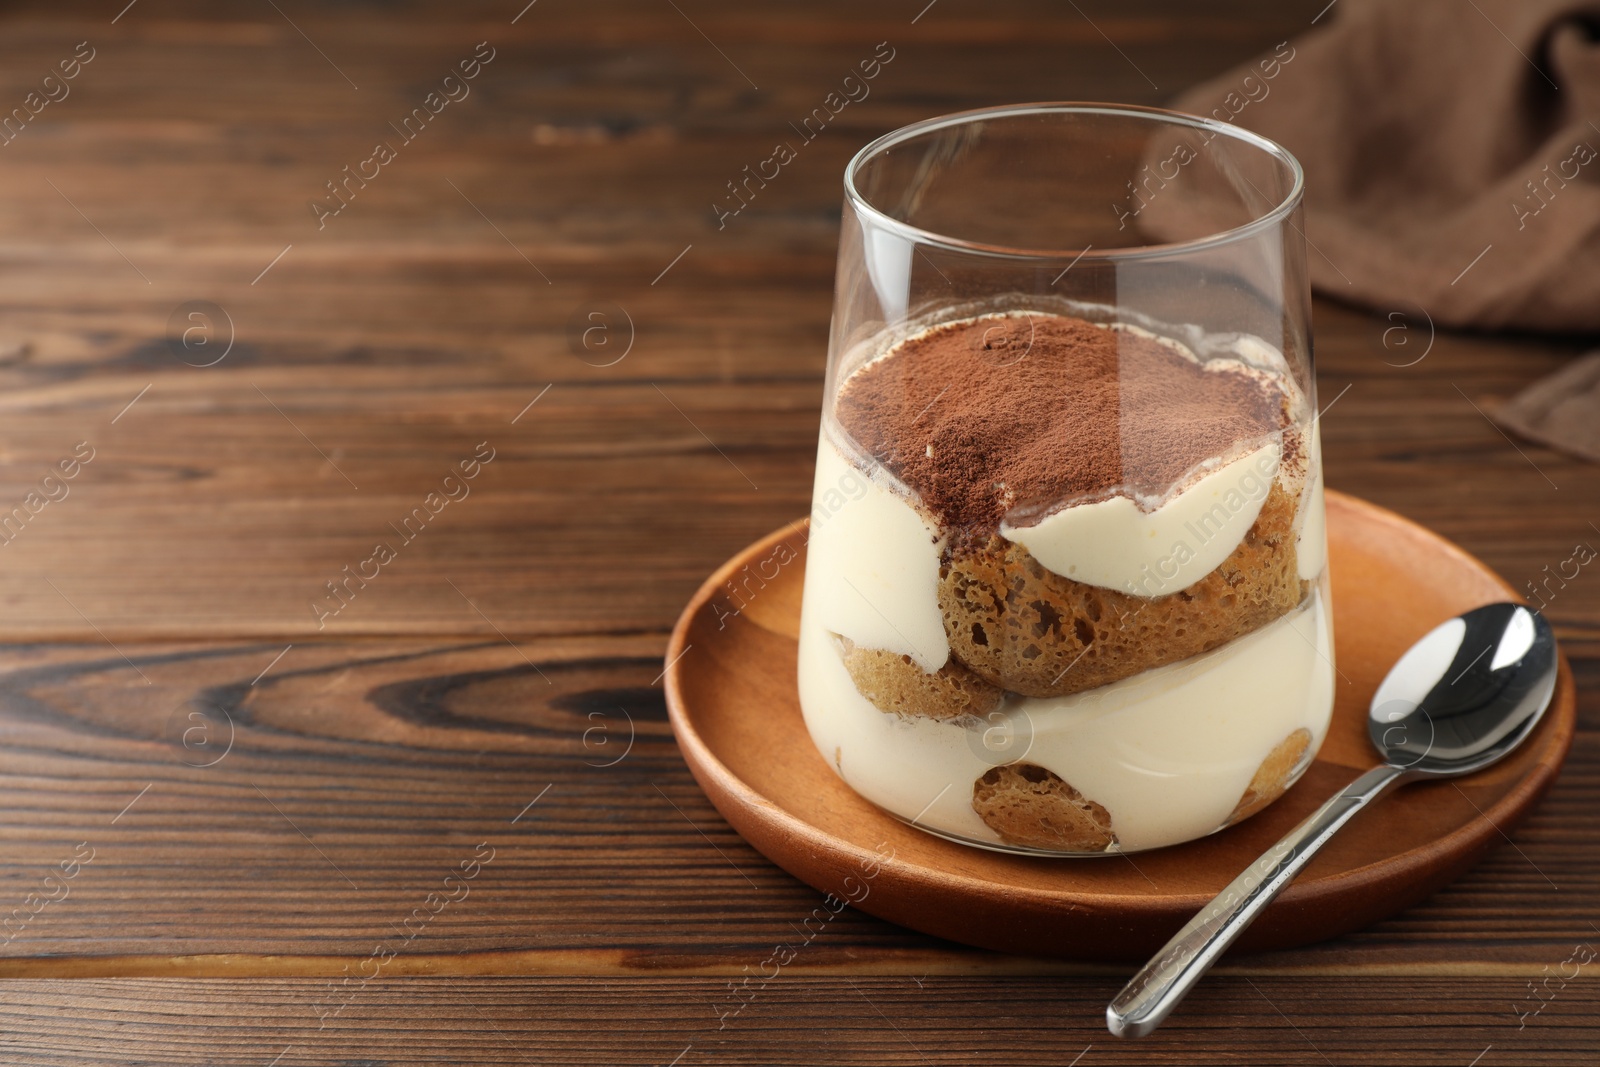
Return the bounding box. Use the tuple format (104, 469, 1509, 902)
(797, 103, 1332, 855)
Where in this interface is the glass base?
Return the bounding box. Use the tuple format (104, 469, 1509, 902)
(879, 754, 1316, 858)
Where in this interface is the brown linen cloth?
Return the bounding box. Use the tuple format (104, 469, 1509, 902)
(1160, 0, 1600, 334)
(1493, 351, 1600, 461)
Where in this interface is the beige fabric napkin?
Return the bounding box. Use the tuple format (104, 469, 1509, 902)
(1163, 0, 1600, 334)
(1492, 351, 1600, 462)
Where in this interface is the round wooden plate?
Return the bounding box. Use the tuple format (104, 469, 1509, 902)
(663, 491, 1575, 960)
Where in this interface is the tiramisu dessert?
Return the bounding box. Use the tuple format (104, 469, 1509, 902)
(797, 301, 1334, 854)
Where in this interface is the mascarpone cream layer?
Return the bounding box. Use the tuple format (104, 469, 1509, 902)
(797, 577, 1336, 851)
(1001, 443, 1282, 596)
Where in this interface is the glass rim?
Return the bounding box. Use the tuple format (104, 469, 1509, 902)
(842, 101, 1306, 263)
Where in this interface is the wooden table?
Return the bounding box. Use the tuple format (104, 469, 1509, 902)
(0, 0, 1594, 1062)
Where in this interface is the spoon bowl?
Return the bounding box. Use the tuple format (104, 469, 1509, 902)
(1369, 603, 1556, 777)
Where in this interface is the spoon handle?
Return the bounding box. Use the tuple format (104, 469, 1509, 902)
(1106, 763, 1406, 1038)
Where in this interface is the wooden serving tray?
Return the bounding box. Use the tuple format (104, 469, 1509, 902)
(663, 491, 1575, 960)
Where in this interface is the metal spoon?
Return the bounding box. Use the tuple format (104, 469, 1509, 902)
(1106, 602, 1557, 1039)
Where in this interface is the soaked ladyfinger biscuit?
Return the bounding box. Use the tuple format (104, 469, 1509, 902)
(940, 481, 1307, 698)
(1229, 727, 1313, 822)
(839, 638, 1004, 722)
(971, 762, 1116, 851)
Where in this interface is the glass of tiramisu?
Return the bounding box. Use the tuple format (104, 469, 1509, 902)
(797, 103, 1331, 855)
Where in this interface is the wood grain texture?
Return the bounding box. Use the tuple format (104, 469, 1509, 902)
(0, 628, 1589, 976)
(0, 0, 1590, 641)
(2, 976, 1596, 1066)
(0, 0, 1592, 1061)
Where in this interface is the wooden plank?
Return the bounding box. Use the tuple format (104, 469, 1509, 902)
(0, 637, 1588, 970)
(12, 0, 1593, 643)
(0, 302, 1594, 640)
(0, 976, 1590, 1065)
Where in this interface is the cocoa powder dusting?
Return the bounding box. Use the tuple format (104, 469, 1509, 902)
(835, 312, 1289, 532)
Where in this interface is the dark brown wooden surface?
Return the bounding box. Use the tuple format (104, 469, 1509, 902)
(0, 0, 1595, 1062)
